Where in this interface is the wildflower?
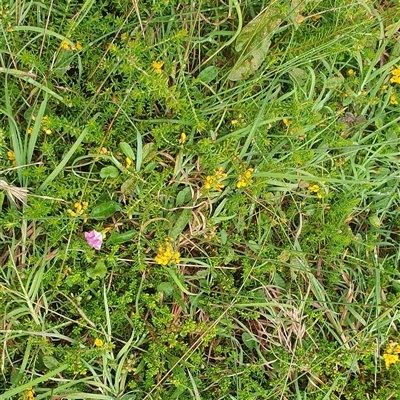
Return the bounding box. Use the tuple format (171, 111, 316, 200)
(231, 119, 239, 126)
(155, 240, 180, 266)
(43, 128, 52, 135)
(381, 85, 388, 93)
(67, 201, 88, 219)
(99, 147, 109, 155)
(237, 167, 254, 189)
(60, 39, 71, 50)
(126, 157, 133, 167)
(27, 127, 33, 134)
(390, 93, 398, 105)
(311, 15, 321, 22)
(203, 167, 227, 192)
(85, 230, 103, 250)
(25, 388, 35, 400)
(283, 118, 292, 127)
(7, 150, 15, 162)
(75, 41, 83, 51)
(94, 338, 104, 347)
(382, 342, 400, 369)
(308, 183, 324, 198)
(390, 66, 400, 84)
(152, 61, 164, 74)
(179, 132, 187, 144)
(347, 69, 354, 76)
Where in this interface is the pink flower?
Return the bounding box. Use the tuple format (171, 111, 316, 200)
(84, 230, 103, 250)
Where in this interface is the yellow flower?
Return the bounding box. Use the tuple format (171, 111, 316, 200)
(203, 168, 227, 192)
(390, 66, 400, 84)
(231, 119, 239, 126)
(67, 201, 88, 218)
(60, 40, 71, 50)
(383, 342, 400, 369)
(308, 183, 324, 198)
(75, 41, 83, 51)
(94, 338, 104, 347)
(152, 61, 164, 74)
(179, 132, 187, 144)
(237, 168, 254, 189)
(99, 147, 109, 155)
(43, 128, 52, 135)
(283, 118, 292, 127)
(7, 150, 15, 161)
(126, 157, 133, 167)
(347, 69, 354, 77)
(155, 240, 180, 265)
(390, 93, 398, 105)
(25, 388, 35, 400)
(27, 127, 33, 134)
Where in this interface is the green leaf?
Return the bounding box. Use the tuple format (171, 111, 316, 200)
(229, 5, 283, 81)
(169, 208, 192, 239)
(175, 187, 191, 207)
(120, 141, 136, 161)
(87, 260, 107, 279)
(43, 355, 59, 370)
(157, 282, 175, 297)
(100, 165, 119, 178)
(198, 66, 219, 83)
(242, 332, 257, 349)
(91, 201, 121, 219)
(107, 230, 136, 245)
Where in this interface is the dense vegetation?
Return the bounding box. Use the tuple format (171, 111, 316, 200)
(1, 0, 400, 398)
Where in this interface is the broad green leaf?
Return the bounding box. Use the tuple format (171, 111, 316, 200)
(87, 260, 107, 279)
(107, 230, 136, 245)
(169, 208, 192, 239)
(242, 332, 257, 349)
(229, 5, 283, 81)
(157, 282, 174, 296)
(91, 200, 121, 219)
(120, 141, 136, 160)
(100, 165, 119, 178)
(198, 66, 219, 83)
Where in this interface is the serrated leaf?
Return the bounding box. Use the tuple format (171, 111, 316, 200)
(198, 66, 219, 83)
(100, 165, 119, 179)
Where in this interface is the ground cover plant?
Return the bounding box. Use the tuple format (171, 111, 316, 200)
(1, 0, 400, 398)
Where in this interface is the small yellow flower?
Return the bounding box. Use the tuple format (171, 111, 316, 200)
(60, 40, 71, 50)
(126, 157, 133, 167)
(231, 119, 239, 126)
(7, 150, 15, 161)
(203, 168, 227, 192)
(99, 147, 109, 155)
(381, 85, 388, 93)
(383, 342, 400, 369)
(390, 93, 398, 105)
(152, 61, 164, 74)
(390, 66, 400, 84)
(237, 168, 254, 189)
(75, 41, 83, 51)
(94, 338, 104, 347)
(25, 388, 35, 400)
(347, 69, 354, 77)
(27, 127, 33, 134)
(43, 128, 52, 135)
(283, 118, 292, 127)
(155, 240, 180, 266)
(179, 132, 187, 144)
(67, 209, 77, 217)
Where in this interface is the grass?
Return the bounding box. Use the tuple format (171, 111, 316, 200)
(1, 0, 400, 398)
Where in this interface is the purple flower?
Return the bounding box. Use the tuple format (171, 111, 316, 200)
(84, 230, 103, 250)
